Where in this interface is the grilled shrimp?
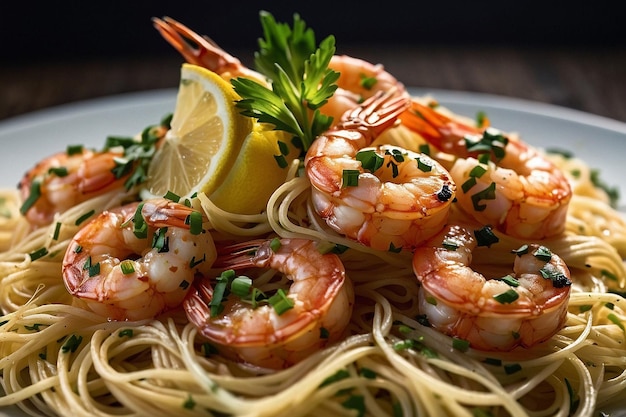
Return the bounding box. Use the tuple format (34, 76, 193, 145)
(19, 125, 167, 228)
(412, 223, 572, 351)
(402, 101, 572, 239)
(305, 91, 455, 251)
(62, 198, 216, 321)
(153, 16, 409, 123)
(184, 238, 354, 369)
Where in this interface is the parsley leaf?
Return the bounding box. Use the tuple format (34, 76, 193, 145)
(232, 11, 339, 153)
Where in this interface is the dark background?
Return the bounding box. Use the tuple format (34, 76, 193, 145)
(5, 1, 624, 62)
(2, 1, 625, 121)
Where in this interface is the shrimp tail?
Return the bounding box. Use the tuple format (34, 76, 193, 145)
(153, 16, 242, 74)
(400, 100, 487, 155)
(342, 90, 410, 136)
(213, 239, 272, 269)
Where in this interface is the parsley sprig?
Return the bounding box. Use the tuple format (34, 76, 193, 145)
(231, 11, 339, 153)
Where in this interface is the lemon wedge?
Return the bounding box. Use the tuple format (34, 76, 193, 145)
(143, 63, 252, 199)
(209, 123, 297, 214)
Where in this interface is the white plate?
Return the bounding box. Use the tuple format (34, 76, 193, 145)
(0, 89, 625, 416)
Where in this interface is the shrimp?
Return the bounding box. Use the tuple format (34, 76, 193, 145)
(305, 91, 456, 251)
(412, 223, 571, 351)
(19, 148, 127, 228)
(19, 124, 168, 228)
(153, 16, 408, 123)
(62, 198, 216, 321)
(401, 100, 572, 239)
(152, 16, 268, 85)
(184, 238, 354, 369)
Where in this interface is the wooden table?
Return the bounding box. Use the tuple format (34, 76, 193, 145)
(2, 45, 625, 124)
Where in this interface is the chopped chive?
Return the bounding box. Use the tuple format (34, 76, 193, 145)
(462, 177, 477, 193)
(268, 289, 294, 315)
(472, 408, 494, 417)
(607, 313, 625, 331)
(231, 276, 252, 297)
(75, 210, 95, 226)
(483, 357, 502, 366)
(417, 157, 433, 172)
(53, 222, 62, 240)
(426, 295, 437, 305)
(419, 143, 431, 155)
(342, 395, 365, 417)
(189, 254, 206, 269)
(179, 280, 190, 290)
(579, 305, 592, 313)
(533, 246, 552, 261)
(29, 247, 49, 261)
(183, 395, 196, 410)
(493, 289, 519, 304)
(187, 211, 203, 235)
(342, 169, 360, 187)
(47, 166, 69, 177)
(24, 323, 43, 331)
(469, 165, 487, 178)
(601, 269, 618, 281)
(565, 378, 580, 413)
(320, 327, 330, 339)
(504, 363, 522, 375)
(360, 367, 377, 379)
(61, 334, 83, 353)
(66, 145, 84, 156)
(209, 270, 235, 317)
(88, 262, 100, 277)
(470, 182, 496, 211)
(442, 239, 459, 251)
(202, 342, 218, 357)
(436, 184, 453, 202)
(320, 369, 350, 387)
(356, 149, 384, 172)
(386, 159, 399, 178)
(474, 225, 499, 247)
(539, 263, 572, 288)
(398, 324, 413, 334)
(360, 74, 377, 89)
(270, 238, 282, 252)
(19, 180, 41, 215)
(152, 228, 169, 253)
(163, 190, 180, 202)
(277, 140, 290, 156)
(511, 244, 529, 256)
(388, 242, 403, 253)
(274, 154, 288, 168)
(120, 260, 135, 275)
(119, 329, 134, 338)
(133, 202, 148, 239)
(499, 274, 520, 287)
(452, 337, 470, 352)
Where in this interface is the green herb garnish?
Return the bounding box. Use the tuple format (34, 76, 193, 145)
(232, 11, 339, 154)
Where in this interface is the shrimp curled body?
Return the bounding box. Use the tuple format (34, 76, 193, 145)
(402, 102, 572, 239)
(62, 198, 216, 321)
(412, 224, 572, 351)
(20, 149, 127, 228)
(184, 238, 355, 369)
(305, 92, 456, 251)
